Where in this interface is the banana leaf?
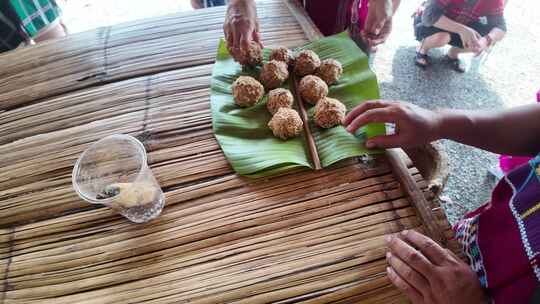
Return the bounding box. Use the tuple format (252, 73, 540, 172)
(211, 32, 384, 178)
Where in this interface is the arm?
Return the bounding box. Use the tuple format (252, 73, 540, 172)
(344, 100, 540, 156)
(432, 15, 468, 34)
(436, 105, 540, 156)
(420, 0, 482, 49)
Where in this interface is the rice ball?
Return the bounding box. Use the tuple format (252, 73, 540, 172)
(313, 97, 346, 128)
(298, 75, 328, 105)
(267, 88, 294, 115)
(268, 108, 303, 140)
(294, 50, 321, 76)
(269, 47, 295, 66)
(317, 59, 343, 85)
(232, 76, 264, 107)
(260, 60, 289, 89)
(229, 42, 263, 67)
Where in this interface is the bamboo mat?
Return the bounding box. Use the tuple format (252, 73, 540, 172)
(0, 1, 457, 303)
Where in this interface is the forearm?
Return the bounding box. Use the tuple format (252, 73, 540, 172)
(432, 15, 466, 34)
(435, 104, 540, 156)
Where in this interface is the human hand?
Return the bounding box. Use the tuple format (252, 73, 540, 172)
(473, 36, 490, 56)
(458, 26, 481, 50)
(364, 18, 393, 52)
(344, 100, 442, 149)
(223, 0, 262, 55)
(385, 230, 487, 304)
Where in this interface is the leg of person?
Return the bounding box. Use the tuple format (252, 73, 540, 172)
(415, 32, 451, 68)
(413, 16, 451, 68)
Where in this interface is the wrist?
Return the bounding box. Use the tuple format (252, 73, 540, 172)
(435, 109, 475, 141)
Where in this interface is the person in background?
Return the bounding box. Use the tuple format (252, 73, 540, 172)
(191, 0, 227, 9)
(0, 0, 67, 53)
(413, 0, 507, 73)
(223, 0, 401, 57)
(345, 100, 540, 303)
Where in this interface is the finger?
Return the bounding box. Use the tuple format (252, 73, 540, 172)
(239, 32, 252, 51)
(401, 230, 448, 266)
(365, 134, 401, 149)
(224, 26, 234, 48)
(231, 26, 241, 50)
(252, 30, 263, 48)
(369, 35, 389, 46)
(387, 252, 430, 295)
(387, 266, 424, 304)
(345, 108, 397, 133)
(344, 100, 394, 126)
(386, 234, 435, 278)
(372, 19, 387, 36)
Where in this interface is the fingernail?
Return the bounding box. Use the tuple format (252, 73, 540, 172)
(401, 230, 408, 236)
(385, 235, 392, 244)
(386, 252, 392, 260)
(386, 267, 392, 276)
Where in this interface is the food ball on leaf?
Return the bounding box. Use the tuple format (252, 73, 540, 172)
(268, 108, 303, 140)
(229, 41, 263, 67)
(317, 58, 343, 85)
(294, 50, 321, 76)
(298, 75, 328, 105)
(267, 88, 294, 115)
(269, 47, 295, 66)
(260, 60, 289, 89)
(313, 97, 346, 128)
(232, 76, 264, 107)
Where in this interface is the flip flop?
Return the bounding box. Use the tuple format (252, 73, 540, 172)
(445, 55, 466, 73)
(414, 52, 430, 69)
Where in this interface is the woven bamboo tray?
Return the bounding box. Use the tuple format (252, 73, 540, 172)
(0, 1, 457, 303)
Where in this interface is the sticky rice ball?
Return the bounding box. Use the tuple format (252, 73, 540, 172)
(294, 50, 321, 76)
(298, 75, 328, 105)
(269, 47, 295, 66)
(232, 76, 264, 107)
(229, 41, 263, 67)
(268, 108, 303, 140)
(260, 60, 289, 89)
(314, 97, 346, 128)
(317, 59, 343, 85)
(267, 88, 294, 115)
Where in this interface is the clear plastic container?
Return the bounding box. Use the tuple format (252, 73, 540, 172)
(72, 134, 164, 223)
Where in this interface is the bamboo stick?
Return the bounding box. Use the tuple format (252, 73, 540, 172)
(386, 149, 446, 246)
(292, 75, 321, 170)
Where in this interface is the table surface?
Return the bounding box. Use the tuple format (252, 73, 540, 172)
(0, 1, 454, 303)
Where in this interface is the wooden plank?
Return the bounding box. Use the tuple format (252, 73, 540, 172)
(282, 0, 324, 41)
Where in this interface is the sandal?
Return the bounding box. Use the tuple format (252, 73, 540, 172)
(414, 52, 430, 69)
(445, 55, 466, 73)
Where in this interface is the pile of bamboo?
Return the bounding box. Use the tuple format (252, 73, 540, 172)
(0, 1, 456, 303)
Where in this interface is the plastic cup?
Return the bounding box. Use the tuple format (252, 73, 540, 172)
(72, 134, 165, 223)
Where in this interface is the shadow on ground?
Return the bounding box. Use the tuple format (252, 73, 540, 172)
(379, 46, 501, 223)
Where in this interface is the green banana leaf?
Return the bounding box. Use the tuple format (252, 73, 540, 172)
(211, 32, 384, 178)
